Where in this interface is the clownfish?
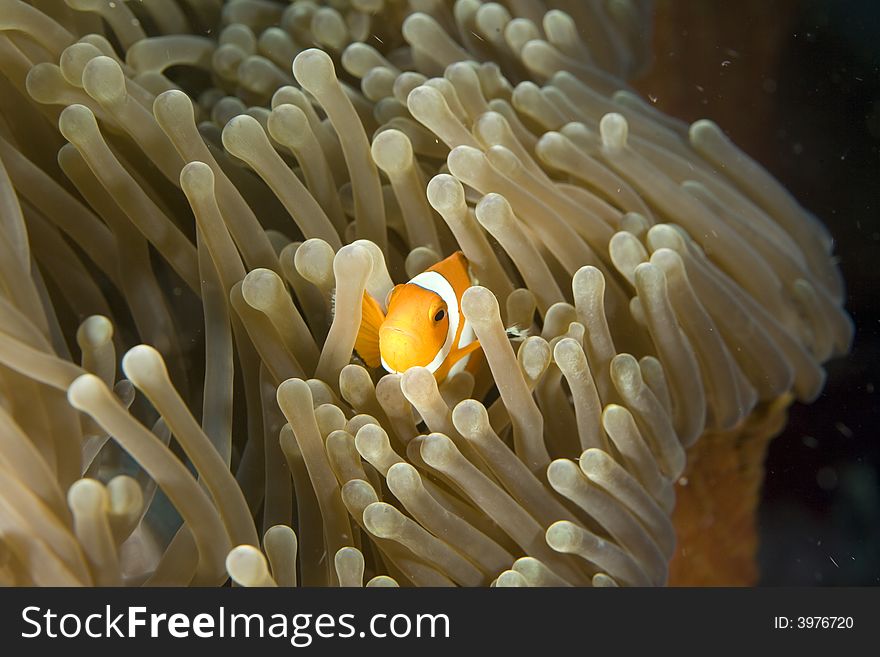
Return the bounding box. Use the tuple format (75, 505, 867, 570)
(354, 251, 483, 382)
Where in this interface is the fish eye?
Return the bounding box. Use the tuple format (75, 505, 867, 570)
(433, 309, 445, 322)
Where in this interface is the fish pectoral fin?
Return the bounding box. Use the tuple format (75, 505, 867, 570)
(450, 339, 482, 364)
(354, 292, 385, 368)
(435, 340, 483, 382)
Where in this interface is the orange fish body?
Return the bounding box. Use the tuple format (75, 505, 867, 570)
(354, 251, 482, 382)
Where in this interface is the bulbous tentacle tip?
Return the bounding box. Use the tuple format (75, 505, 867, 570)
(292, 47, 336, 93)
(121, 345, 169, 389)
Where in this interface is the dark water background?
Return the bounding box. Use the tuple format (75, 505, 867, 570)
(638, 0, 880, 585)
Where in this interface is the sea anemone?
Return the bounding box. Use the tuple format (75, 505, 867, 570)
(0, 0, 851, 587)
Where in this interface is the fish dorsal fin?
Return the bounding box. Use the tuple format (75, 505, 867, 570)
(354, 292, 385, 368)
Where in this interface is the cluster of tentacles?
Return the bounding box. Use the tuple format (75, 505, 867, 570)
(0, 0, 850, 587)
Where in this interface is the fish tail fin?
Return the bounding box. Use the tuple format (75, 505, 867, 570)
(354, 292, 385, 368)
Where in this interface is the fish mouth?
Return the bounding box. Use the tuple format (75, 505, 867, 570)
(379, 325, 420, 343)
(379, 325, 424, 372)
